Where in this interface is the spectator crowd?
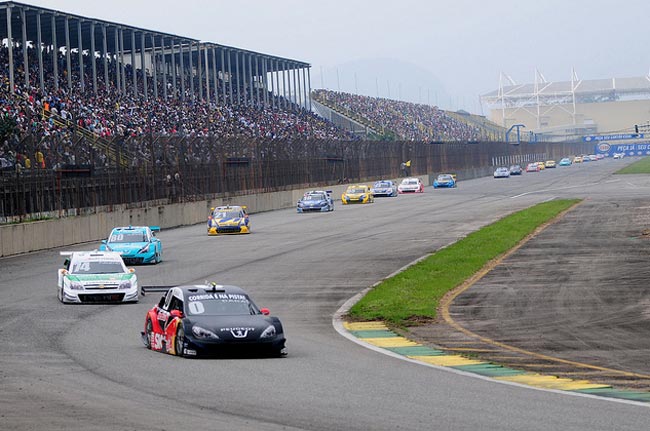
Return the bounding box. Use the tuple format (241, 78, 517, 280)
(312, 89, 481, 142)
(0, 46, 356, 172)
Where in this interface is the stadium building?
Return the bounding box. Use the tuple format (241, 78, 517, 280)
(480, 69, 650, 142)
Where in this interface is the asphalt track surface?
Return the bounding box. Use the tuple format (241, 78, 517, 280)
(2, 158, 650, 430)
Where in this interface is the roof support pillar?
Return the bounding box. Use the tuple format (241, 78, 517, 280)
(51, 14, 58, 91)
(36, 12, 44, 92)
(141, 32, 148, 100)
(65, 16, 72, 91)
(211, 46, 218, 104)
(170, 39, 177, 99)
(77, 19, 84, 92)
(102, 25, 108, 93)
(21, 7, 29, 89)
(131, 30, 137, 96)
(179, 41, 186, 101)
(90, 22, 97, 95)
(151, 34, 158, 99)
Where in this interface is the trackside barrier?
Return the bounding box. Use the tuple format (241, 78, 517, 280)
(0, 176, 427, 257)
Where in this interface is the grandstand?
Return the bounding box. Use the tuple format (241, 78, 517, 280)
(311, 89, 505, 142)
(0, 1, 362, 171)
(481, 70, 650, 141)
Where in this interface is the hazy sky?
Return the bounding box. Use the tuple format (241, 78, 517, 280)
(16, 0, 650, 113)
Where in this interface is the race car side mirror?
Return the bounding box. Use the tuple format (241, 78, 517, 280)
(128, 268, 135, 273)
(170, 310, 183, 319)
(260, 308, 270, 315)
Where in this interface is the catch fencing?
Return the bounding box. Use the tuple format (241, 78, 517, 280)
(1, 138, 592, 221)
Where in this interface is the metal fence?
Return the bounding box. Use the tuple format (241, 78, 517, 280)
(1, 138, 593, 221)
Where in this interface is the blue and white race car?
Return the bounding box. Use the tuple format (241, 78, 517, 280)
(297, 190, 334, 212)
(371, 180, 398, 197)
(99, 226, 162, 265)
(432, 174, 457, 188)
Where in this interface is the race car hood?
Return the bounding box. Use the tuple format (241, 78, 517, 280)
(189, 315, 278, 341)
(66, 273, 133, 282)
(299, 199, 327, 206)
(371, 187, 391, 193)
(344, 192, 367, 198)
(105, 242, 148, 253)
(212, 218, 245, 226)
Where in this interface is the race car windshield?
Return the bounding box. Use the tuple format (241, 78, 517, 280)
(304, 194, 324, 201)
(374, 182, 391, 187)
(109, 232, 146, 243)
(187, 298, 258, 316)
(213, 211, 241, 218)
(403, 180, 417, 185)
(70, 260, 125, 274)
(437, 175, 451, 181)
(348, 188, 366, 194)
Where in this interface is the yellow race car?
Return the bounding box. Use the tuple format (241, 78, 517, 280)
(341, 184, 374, 204)
(207, 205, 250, 235)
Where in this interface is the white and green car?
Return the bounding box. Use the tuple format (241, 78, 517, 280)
(57, 251, 139, 303)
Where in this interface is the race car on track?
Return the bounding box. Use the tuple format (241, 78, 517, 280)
(432, 174, 457, 188)
(370, 180, 398, 197)
(342, 184, 374, 204)
(57, 251, 138, 303)
(573, 155, 583, 163)
(559, 158, 572, 166)
(544, 160, 556, 168)
(141, 283, 287, 357)
(397, 177, 424, 193)
(509, 165, 523, 175)
(493, 167, 510, 178)
(537, 161, 546, 170)
(526, 162, 539, 172)
(99, 226, 162, 265)
(207, 205, 250, 235)
(297, 190, 334, 212)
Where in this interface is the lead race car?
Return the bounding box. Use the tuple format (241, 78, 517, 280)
(141, 283, 287, 357)
(297, 190, 334, 212)
(57, 251, 139, 303)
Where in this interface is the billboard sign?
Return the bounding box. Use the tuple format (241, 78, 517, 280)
(583, 133, 644, 142)
(594, 142, 650, 157)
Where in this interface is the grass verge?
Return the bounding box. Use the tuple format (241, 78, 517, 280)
(615, 156, 650, 174)
(348, 199, 580, 326)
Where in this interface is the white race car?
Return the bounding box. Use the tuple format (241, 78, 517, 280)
(397, 177, 424, 193)
(57, 251, 139, 303)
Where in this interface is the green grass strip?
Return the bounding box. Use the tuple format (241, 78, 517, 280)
(348, 199, 580, 326)
(615, 156, 650, 174)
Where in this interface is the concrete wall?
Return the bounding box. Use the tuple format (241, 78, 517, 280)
(1, 176, 430, 257)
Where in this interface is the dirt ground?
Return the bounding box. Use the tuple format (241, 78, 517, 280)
(408, 198, 650, 391)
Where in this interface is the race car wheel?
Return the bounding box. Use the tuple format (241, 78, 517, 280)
(57, 286, 63, 303)
(175, 326, 185, 357)
(144, 319, 153, 349)
(154, 251, 161, 264)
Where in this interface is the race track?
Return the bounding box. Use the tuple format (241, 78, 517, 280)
(2, 158, 650, 430)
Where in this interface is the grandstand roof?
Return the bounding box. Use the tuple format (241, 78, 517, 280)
(482, 75, 650, 100)
(0, 1, 309, 70)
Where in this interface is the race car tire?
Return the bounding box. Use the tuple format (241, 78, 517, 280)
(144, 318, 153, 349)
(154, 251, 162, 264)
(57, 286, 63, 303)
(175, 326, 186, 357)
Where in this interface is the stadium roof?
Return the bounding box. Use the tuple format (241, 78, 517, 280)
(482, 75, 650, 100)
(0, 1, 309, 69)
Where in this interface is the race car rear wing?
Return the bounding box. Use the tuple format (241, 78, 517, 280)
(140, 285, 175, 296)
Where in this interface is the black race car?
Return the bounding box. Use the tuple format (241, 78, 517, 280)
(141, 283, 287, 358)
